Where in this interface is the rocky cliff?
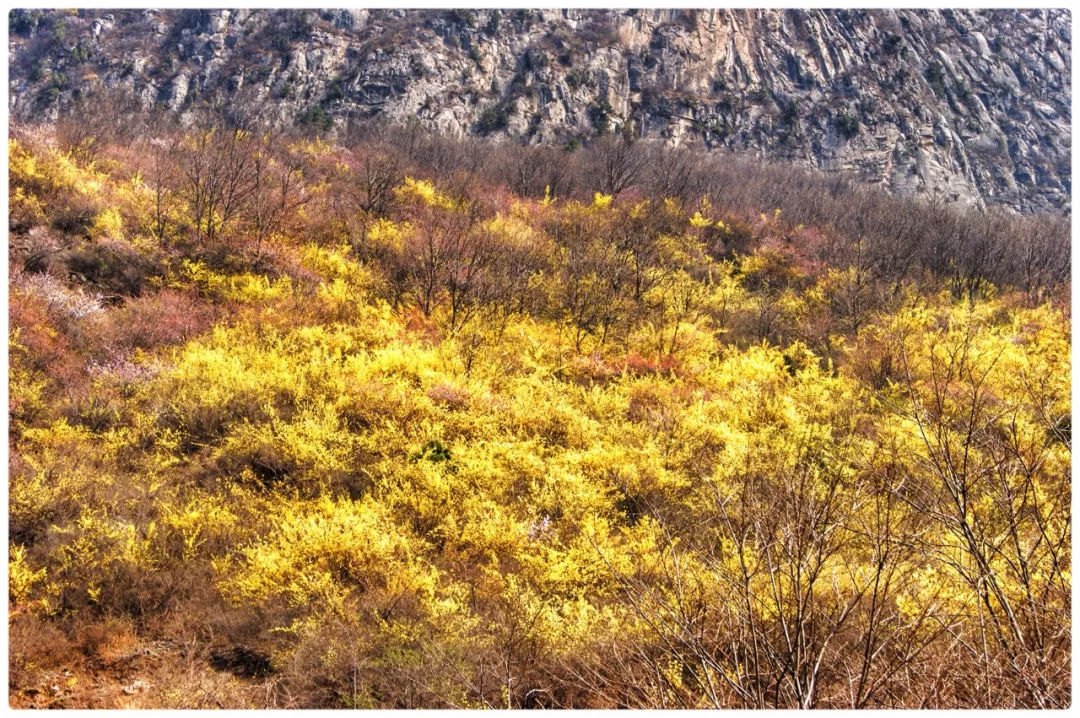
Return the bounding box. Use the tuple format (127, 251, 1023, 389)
(8, 8, 1072, 213)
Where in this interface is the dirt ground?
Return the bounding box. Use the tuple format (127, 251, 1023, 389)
(9, 612, 275, 709)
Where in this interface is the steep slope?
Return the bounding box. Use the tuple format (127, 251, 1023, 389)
(8, 8, 1072, 213)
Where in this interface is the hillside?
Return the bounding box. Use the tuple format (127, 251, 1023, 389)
(7, 8, 1072, 213)
(7, 111, 1071, 707)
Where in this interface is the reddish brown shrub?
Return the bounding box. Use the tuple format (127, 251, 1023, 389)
(90, 289, 215, 352)
(9, 289, 84, 385)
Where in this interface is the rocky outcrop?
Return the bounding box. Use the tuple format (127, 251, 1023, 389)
(9, 8, 1071, 213)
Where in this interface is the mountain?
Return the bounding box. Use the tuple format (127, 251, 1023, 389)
(8, 8, 1072, 213)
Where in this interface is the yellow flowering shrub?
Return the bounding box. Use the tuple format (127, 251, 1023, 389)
(7, 121, 1068, 709)
(395, 176, 457, 210)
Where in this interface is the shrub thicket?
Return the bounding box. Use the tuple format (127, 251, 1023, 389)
(8, 111, 1070, 708)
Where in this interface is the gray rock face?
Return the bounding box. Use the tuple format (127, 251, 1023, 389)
(9, 8, 1071, 213)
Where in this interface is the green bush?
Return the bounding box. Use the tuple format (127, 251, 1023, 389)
(834, 111, 860, 139)
(588, 99, 614, 134)
(476, 104, 508, 134)
(296, 105, 333, 132)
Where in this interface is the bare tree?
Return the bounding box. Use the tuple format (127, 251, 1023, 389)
(249, 133, 309, 252)
(346, 146, 401, 217)
(588, 134, 646, 198)
(390, 198, 483, 318)
(147, 135, 180, 241)
(176, 126, 258, 243)
(894, 322, 1070, 708)
(642, 143, 703, 205)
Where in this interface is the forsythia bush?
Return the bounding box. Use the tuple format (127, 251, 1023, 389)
(8, 126, 1070, 709)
